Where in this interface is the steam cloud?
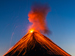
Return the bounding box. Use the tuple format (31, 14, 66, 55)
(28, 3, 50, 34)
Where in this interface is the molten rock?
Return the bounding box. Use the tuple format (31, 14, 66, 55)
(4, 32, 70, 56)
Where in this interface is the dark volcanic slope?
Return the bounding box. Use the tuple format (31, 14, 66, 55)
(4, 32, 71, 56)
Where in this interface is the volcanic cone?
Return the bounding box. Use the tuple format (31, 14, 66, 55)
(4, 31, 71, 56)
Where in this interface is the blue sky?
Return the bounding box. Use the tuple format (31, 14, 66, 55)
(0, 0, 75, 56)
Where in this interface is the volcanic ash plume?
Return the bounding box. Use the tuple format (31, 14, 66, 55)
(28, 4, 50, 34)
(4, 4, 71, 56)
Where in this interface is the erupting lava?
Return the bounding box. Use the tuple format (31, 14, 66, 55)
(28, 3, 50, 34)
(4, 31, 71, 56)
(4, 3, 71, 56)
(29, 29, 34, 33)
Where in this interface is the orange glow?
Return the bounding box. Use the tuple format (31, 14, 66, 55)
(29, 29, 34, 33)
(4, 32, 71, 56)
(28, 4, 50, 34)
(4, 4, 70, 56)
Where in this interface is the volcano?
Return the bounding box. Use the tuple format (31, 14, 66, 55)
(4, 31, 71, 56)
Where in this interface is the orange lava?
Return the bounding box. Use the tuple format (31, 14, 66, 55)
(4, 31, 71, 56)
(29, 29, 34, 33)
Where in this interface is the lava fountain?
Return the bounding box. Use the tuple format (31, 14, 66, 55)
(4, 3, 71, 56)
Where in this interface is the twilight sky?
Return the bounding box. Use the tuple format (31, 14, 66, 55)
(0, 0, 75, 56)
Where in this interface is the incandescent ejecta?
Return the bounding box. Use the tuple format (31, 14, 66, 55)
(4, 31, 71, 56)
(4, 3, 71, 56)
(28, 3, 50, 34)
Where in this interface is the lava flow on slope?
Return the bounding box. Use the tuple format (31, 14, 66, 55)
(4, 30, 71, 56)
(4, 3, 71, 56)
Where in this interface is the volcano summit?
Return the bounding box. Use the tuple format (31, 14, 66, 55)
(4, 31, 70, 56)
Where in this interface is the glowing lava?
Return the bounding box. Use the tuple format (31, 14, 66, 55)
(29, 29, 34, 33)
(4, 3, 71, 56)
(28, 3, 50, 34)
(4, 32, 71, 56)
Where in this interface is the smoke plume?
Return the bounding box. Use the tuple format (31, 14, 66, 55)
(28, 3, 50, 34)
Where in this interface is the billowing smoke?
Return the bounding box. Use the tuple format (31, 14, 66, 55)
(28, 3, 50, 34)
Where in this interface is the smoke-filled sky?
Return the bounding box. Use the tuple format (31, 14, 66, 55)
(0, 0, 75, 56)
(28, 3, 50, 34)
